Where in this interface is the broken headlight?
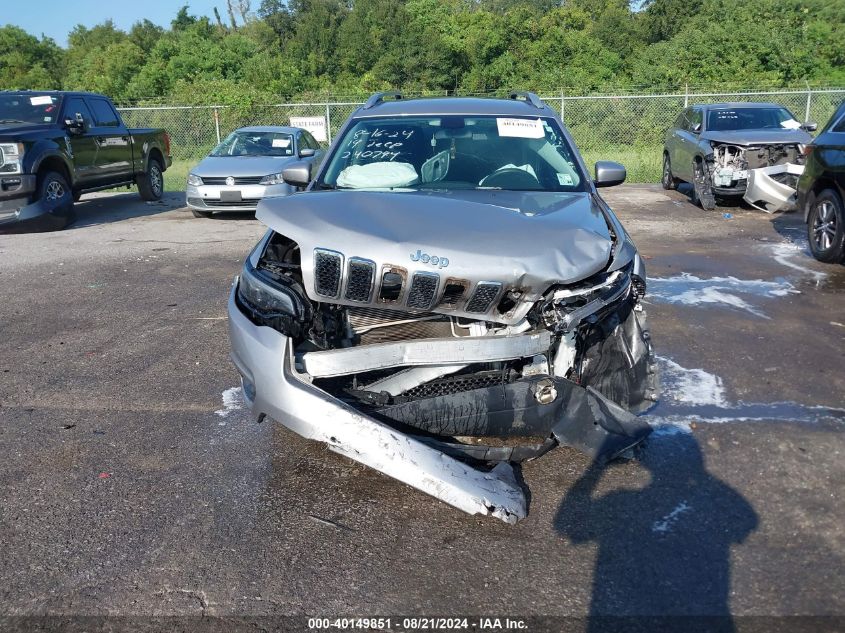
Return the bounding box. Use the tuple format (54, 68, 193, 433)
(236, 260, 311, 336)
(543, 265, 633, 332)
(239, 262, 297, 315)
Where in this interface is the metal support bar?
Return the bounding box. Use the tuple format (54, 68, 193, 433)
(325, 103, 332, 144)
(301, 331, 552, 378)
(805, 85, 812, 123)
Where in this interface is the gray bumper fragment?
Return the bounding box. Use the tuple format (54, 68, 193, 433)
(551, 385, 652, 462)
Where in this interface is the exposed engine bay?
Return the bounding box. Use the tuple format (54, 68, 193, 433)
(704, 142, 805, 212)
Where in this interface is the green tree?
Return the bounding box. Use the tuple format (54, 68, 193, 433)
(284, 0, 347, 78)
(129, 20, 165, 53)
(639, 0, 704, 43)
(172, 5, 198, 31)
(0, 26, 64, 89)
(64, 22, 147, 100)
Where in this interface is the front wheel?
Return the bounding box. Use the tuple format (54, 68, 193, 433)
(691, 160, 716, 210)
(138, 158, 164, 201)
(807, 189, 845, 263)
(36, 170, 75, 230)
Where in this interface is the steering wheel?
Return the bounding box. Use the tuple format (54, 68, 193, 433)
(237, 138, 265, 155)
(480, 167, 541, 189)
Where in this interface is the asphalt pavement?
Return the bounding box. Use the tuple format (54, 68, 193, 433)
(0, 185, 843, 631)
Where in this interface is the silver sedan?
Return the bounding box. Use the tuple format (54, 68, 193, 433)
(186, 126, 324, 217)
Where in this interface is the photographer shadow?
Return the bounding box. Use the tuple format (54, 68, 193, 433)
(555, 433, 758, 632)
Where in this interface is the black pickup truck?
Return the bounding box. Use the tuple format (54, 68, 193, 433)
(0, 91, 172, 232)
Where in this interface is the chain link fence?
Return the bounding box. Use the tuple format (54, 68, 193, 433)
(118, 87, 845, 185)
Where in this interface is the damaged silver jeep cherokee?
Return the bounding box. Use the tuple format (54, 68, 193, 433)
(227, 92, 657, 523)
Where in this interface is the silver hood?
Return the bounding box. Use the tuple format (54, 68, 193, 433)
(700, 129, 812, 145)
(192, 156, 298, 178)
(256, 190, 614, 325)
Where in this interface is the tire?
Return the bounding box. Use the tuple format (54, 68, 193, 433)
(36, 170, 75, 229)
(191, 208, 213, 218)
(807, 189, 845, 263)
(691, 160, 716, 210)
(138, 157, 164, 201)
(661, 153, 678, 190)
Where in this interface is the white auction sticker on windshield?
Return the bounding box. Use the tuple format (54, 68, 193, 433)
(496, 118, 545, 139)
(272, 138, 291, 148)
(30, 96, 53, 106)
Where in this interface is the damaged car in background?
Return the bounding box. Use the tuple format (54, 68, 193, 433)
(227, 92, 658, 523)
(663, 102, 815, 212)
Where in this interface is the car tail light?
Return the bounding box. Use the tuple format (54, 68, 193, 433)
(801, 144, 814, 157)
(163, 132, 171, 156)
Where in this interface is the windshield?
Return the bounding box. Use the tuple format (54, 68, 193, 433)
(707, 107, 800, 132)
(210, 130, 295, 157)
(0, 93, 62, 125)
(319, 115, 585, 192)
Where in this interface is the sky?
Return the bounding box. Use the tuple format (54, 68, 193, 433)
(2, 1, 223, 47)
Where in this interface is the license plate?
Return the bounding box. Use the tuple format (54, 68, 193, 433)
(220, 190, 242, 202)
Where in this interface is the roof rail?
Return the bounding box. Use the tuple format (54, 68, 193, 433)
(363, 91, 404, 109)
(508, 91, 544, 109)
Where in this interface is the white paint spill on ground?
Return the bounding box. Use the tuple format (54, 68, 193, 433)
(768, 240, 827, 283)
(653, 501, 692, 533)
(648, 356, 845, 435)
(647, 274, 797, 318)
(651, 356, 727, 435)
(657, 356, 727, 407)
(215, 387, 244, 421)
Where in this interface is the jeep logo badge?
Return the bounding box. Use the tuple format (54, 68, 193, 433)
(410, 249, 449, 268)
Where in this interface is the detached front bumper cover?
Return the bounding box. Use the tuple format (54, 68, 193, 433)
(743, 163, 805, 213)
(228, 283, 652, 524)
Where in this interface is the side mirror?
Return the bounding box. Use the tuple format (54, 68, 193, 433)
(64, 113, 86, 134)
(801, 122, 818, 132)
(594, 161, 626, 188)
(299, 147, 316, 158)
(282, 161, 312, 188)
(692, 122, 702, 133)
